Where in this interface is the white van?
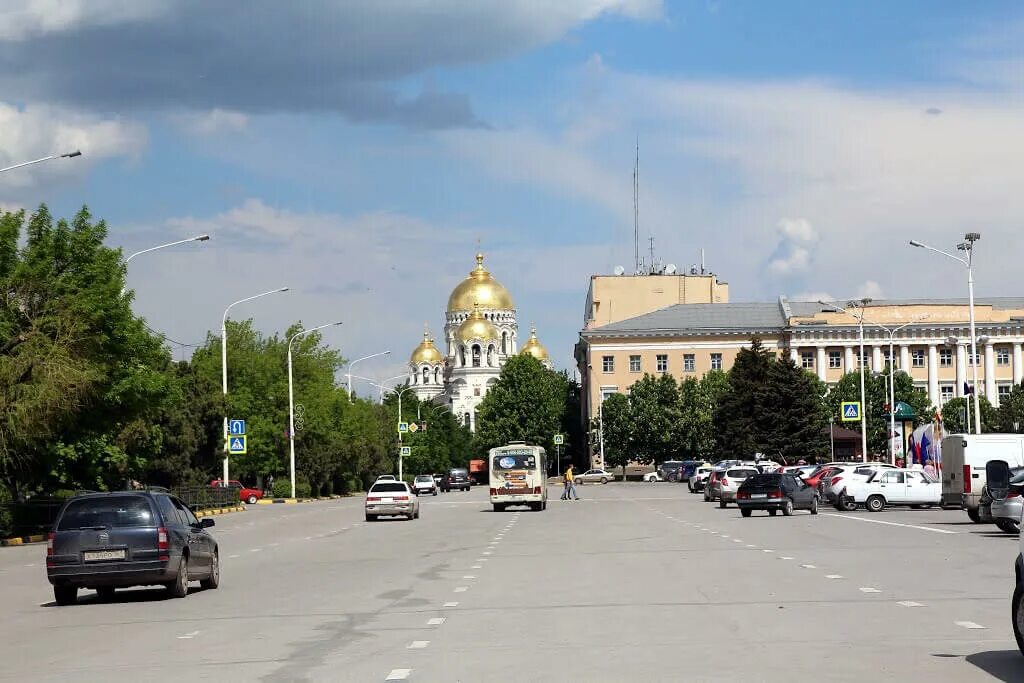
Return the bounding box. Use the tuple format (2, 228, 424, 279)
(941, 434, 1024, 522)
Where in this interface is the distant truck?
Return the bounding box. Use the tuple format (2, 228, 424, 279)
(941, 434, 1024, 522)
(468, 459, 487, 485)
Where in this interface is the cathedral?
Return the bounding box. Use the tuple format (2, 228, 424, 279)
(407, 252, 552, 431)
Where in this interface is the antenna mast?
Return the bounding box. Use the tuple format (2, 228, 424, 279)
(633, 137, 639, 275)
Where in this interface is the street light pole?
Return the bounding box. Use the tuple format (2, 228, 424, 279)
(0, 149, 81, 174)
(221, 287, 289, 485)
(394, 385, 414, 481)
(909, 234, 982, 434)
(346, 351, 392, 400)
(125, 234, 210, 264)
(288, 322, 342, 499)
(820, 299, 872, 461)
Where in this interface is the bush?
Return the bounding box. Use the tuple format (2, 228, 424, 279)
(271, 478, 313, 499)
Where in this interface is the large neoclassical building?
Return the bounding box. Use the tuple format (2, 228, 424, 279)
(407, 253, 552, 430)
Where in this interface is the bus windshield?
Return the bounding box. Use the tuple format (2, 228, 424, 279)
(493, 452, 536, 470)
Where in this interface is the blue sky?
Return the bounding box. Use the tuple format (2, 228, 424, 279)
(1, 1, 1023, 388)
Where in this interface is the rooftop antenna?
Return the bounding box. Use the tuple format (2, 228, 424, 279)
(633, 136, 640, 275)
(701, 248, 705, 274)
(648, 236, 656, 274)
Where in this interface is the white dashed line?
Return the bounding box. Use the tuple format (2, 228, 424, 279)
(427, 618, 446, 626)
(471, 565, 482, 569)
(483, 551, 492, 555)
(859, 587, 881, 593)
(780, 556, 794, 560)
(228, 554, 240, 559)
(746, 544, 758, 548)
(823, 514, 958, 534)
(955, 621, 987, 630)
(733, 539, 743, 544)
(407, 641, 430, 649)
(454, 587, 468, 593)
(826, 575, 844, 580)
(800, 564, 817, 569)
(177, 631, 201, 640)
(443, 602, 459, 608)
(268, 543, 280, 547)
(250, 548, 262, 553)
(463, 575, 476, 579)
(305, 537, 314, 541)
(385, 669, 412, 680)
(898, 601, 925, 608)
(762, 549, 774, 553)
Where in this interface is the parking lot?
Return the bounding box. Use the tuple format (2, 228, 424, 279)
(0, 483, 1019, 681)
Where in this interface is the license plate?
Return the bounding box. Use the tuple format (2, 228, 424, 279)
(382, 497, 394, 503)
(83, 550, 125, 562)
(751, 493, 767, 499)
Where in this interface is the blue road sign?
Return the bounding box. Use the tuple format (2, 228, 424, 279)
(229, 419, 246, 436)
(229, 435, 247, 454)
(841, 402, 862, 422)
(400, 446, 411, 456)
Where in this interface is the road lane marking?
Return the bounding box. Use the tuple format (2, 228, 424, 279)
(177, 631, 201, 639)
(746, 545, 758, 548)
(483, 551, 492, 555)
(443, 602, 459, 607)
(826, 575, 844, 580)
(823, 514, 958, 534)
(780, 557, 793, 560)
(762, 549, 774, 553)
(427, 618, 446, 626)
(305, 537, 314, 540)
(250, 548, 262, 553)
(463, 575, 476, 579)
(228, 554, 240, 559)
(407, 641, 429, 649)
(385, 669, 412, 680)
(898, 601, 925, 607)
(955, 621, 987, 629)
(454, 587, 468, 592)
(800, 564, 817, 569)
(859, 587, 881, 593)
(269, 543, 280, 547)
(471, 565, 482, 569)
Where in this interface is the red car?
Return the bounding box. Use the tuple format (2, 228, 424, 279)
(210, 479, 263, 504)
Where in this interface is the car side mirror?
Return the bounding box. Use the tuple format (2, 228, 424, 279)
(200, 518, 215, 528)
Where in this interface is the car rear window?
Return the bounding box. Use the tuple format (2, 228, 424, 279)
(743, 474, 782, 487)
(414, 476, 433, 482)
(371, 483, 409, 493)
(727, 468, 758, 478)
(57, 496, 156, 530)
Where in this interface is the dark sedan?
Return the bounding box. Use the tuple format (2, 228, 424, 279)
(736, 473, 819, 517)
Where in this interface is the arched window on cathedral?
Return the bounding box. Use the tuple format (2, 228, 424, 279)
(472, 344, 481, 367)
(434, 367, 440, 384)
(501, 331, 507, 354)
(464, 412, 471, 427)
(487, 345, 495, 366)
(458, 346, 466, 367)
(422, 367, 429, 384)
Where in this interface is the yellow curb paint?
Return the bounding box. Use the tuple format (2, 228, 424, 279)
(2, 538, 24, 546)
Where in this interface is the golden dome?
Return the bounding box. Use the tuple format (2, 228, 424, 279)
(520, 324, 550, 361)
(410, 327, 444, 365)
(457, 304, 499, 343)
(447, 253, 515, 312)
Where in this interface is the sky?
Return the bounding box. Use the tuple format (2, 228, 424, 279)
(1, 0, 1023, 392)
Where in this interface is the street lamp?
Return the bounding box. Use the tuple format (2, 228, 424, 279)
(819, 298, 872, 461)
(288, 321, 342, 499)
(393, 384, 416, 481)
(221, 287, 289, 485)
(909, 233, 982, 434)
(346, 351, 392, 400)
(125, 234, 210, 264)
(350, 373, 406, 404)
(0, 149, 81, 174)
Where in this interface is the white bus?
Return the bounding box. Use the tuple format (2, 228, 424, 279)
(489, 442, 548, 512)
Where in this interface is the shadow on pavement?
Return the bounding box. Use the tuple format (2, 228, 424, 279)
(40, 585, 209, 607)
(964, 650, 1020, 682)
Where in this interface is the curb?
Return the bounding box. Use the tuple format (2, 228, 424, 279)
(195, 505, 245, 518)
(256, 497, 319, 504)
(1, 533, 46, 547)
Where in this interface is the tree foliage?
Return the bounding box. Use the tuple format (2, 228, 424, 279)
(939, 395, 999, 435)
(715, 338, 775, 457)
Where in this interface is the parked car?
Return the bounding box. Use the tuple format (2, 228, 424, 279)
(643, 471, 664, 482)
(365, 481, 420, 521)
(736, 473, 820, 517)
(209, 479, 262, 505)
(47, 490, 219, 605)
(689, 466, 713, 493)
(839, 468, 941, 512)
(441, 468, 471, 492)
(432, 473, 444, 486)
(718, 467, 760, 508)
(412, 474, 438, 496)
(988, 462, 1024, 534)
(704, 469, 726, 502)
(657, 460, 686, 482)
(680, 461, 704, 482)
(576, 468, 614, 484)
(822, 463, 894, 510)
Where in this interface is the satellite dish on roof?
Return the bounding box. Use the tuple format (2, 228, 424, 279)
(664, 263, 677, 274)
(613, 265, 625, 276)
(690, 264, 699, 274)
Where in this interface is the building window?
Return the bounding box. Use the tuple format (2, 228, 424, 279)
(711, 353, 723, 370)
(859, 352, 868, 368)
(472, 345, 481, 368)
(940, 385, 954, 404)
(998, 384, 1012, 399)
(912, 350, 925, 368)
(473, 386, 481, 397)
(602, 355, 614, 373)
(629, 355, 641, 373)
(940, 349, 952, 367)
(801, 351, 814, 369)
(600, 387, 618, 402)
(997, 348, 1011, 366)
(883, 350, 896, 368)
(969, 352, 980, 367)
(683, 354, 695, 372)
(655, 354, 668, 373)
(828, 351, 842, 369)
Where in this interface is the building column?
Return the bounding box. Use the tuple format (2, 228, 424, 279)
(789, 346, 799, 364)
(900, 345, 910, 372)
(985, 342, 997, 405)
(928, 344, 939, 407)
(872, 346, 883, 373)
(816, 347, 827, 382)
(1014, 342, 1024, 386)
(845, 346, 855, 373)
(956, 344, 967, 397)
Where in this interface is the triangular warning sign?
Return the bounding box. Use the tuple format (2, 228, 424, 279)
(231, 438, 244, 449)
(844, 405, 857, 418)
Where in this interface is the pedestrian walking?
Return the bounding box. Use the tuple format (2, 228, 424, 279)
(562, 465, 579, 501)
(266, 474, 275, 497)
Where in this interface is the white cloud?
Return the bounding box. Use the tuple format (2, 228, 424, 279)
(857, 280, 886, 301)
(768, 246, 810, 275)
(0, 0, 166, 40)
(0, 102, 146, 189)
(174, 109, 249, 137)
(792, 291, 835, 304)
(778, 217, 817, 243)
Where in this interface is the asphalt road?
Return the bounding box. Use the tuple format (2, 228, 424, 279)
(0, 484, 1021, 682)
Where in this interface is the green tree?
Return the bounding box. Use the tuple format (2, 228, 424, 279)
(939, 396, 998, 434)
(998, 382, 1024, 433)
(628, 373, 681, 465)
(475, 355, 570, 455)
(716, 338, 775, 457)
(760, 358, 829, 462)
(599, 392, 633, 479)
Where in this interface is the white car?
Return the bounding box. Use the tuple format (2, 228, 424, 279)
(375, 474, 397, 482)
(689, 466, 713, 493)
(412, 474, 438, 496)
(643, 471, 664, 482)
(718, 467, 760, 507)
(575, 468, 614, 484)
(365, 481, 419, 521)
(839, 469, 941, 512)
(823, 463, 897, 510)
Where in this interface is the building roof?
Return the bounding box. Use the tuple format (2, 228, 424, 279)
(581, 296, 1024, 339)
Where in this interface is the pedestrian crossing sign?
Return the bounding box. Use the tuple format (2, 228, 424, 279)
(841, 401, 862, 422)
(228, 435, 247, 454)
